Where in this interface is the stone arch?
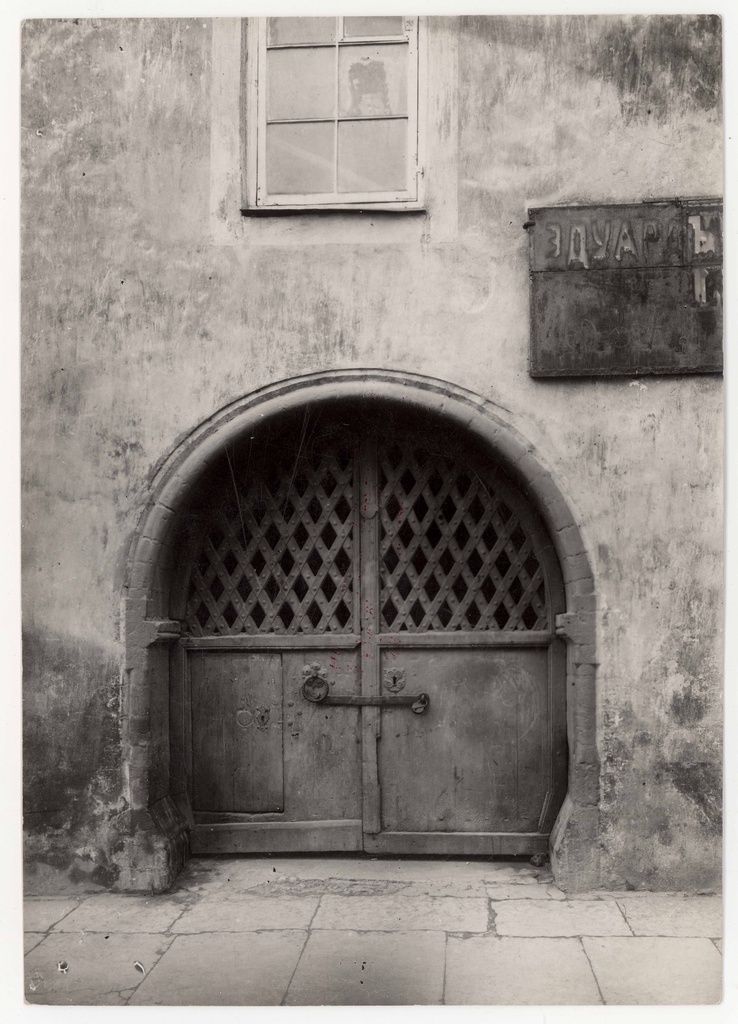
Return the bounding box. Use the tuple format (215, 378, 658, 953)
(122, 370, 599, 892)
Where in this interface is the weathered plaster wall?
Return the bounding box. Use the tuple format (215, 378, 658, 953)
(22, 16, 722, 892)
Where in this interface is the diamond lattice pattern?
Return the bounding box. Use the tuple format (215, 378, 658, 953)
(186, 452, 355, 635)
(379, 444, 549, 632)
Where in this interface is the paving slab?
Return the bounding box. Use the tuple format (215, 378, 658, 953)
(177, 856, 547, 892)
(53, 894, 186, 934)
(241, 875, 489, 898)
(494, 899, 630, 936)
(566, 892, 622, 901)
(445, 936, 602, 1004)
(285, 929, 446, 1005)
(313, 894, 489, 932)
(494, 870, 551, 885)
(24, 931, 173, 1005)
(173, 858, 284, 894)
(25, 933, 47, 954)
(616, 894, 722, 937)
(129, 930, 306, 1005)
(172, 895, 318, 932)
(487, 883, 566, 901)
(713, 938, 722, 953)
(570, 889, 684, 900)
(236, 875, 412, 898)
(399, 880, 489, 898)
(24, 899, 82, 932)
(583, 936, 722, 1004)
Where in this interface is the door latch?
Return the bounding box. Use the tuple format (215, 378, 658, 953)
(301, 664, 430, 714)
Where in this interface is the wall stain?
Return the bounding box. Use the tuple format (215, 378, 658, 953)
(594, 15, 721, 122)
(459, 15, 721, 123)
(23, 630, 125, 889)
(670, 681, 708, 725)
(632, 730, 652, 746)
(655, 817, 674, 847)
(656, 759, 722, 835)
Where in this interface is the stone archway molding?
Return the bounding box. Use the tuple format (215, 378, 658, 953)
(121, 370, 599, 892)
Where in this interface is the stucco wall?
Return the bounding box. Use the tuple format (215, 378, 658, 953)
(21, 16, 723, 892)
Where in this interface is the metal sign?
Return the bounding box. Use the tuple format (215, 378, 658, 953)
(528, 200, 722, 377)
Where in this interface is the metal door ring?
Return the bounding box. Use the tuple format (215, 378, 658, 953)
(302, 663, 329, 703)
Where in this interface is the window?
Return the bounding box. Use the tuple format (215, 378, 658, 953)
(245, 16, 423, 210)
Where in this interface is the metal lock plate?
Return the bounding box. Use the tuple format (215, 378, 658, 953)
(384, 667, 406, 693)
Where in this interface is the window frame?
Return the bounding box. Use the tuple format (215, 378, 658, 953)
(243, 16, 426, 212)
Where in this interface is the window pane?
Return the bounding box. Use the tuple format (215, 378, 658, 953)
(267, 48, 336, 121)
(344, 16, 404, 38)
(338, 119, 407, 193)
(268, 17, 336, 46)
(338, 44, 408, 118)
(266, 122, 335, 194)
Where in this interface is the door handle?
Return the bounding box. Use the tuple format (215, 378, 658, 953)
(301, 664, 430, 714)
(304, 690, 431, 714)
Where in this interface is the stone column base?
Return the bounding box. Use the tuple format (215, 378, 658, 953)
(550, 795, 602, 893)
(114, 796, 190, 893)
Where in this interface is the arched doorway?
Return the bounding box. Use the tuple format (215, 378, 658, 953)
(123, 372, 598, 889)
(169, 402, 566, 855)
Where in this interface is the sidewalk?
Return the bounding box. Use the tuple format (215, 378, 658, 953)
(24, 855, 722, 1005)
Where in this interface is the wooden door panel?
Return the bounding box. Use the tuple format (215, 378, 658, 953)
(282, 648, 362, 822)
(190, 651, 283, 813)
(377, 647, 550, 834)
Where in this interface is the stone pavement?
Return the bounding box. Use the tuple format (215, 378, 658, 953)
(24, 856, 723, 1005)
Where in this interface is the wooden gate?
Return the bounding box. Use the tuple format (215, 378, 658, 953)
(172, 412, 566, 855)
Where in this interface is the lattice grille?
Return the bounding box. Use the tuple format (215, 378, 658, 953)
(186, 451, 355, 635)
(378, 444, 548, 632)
